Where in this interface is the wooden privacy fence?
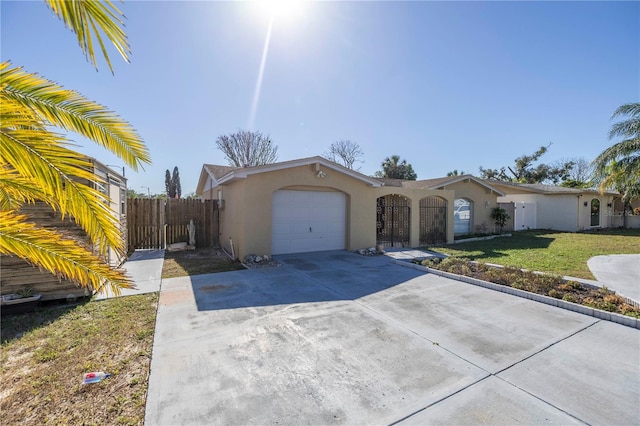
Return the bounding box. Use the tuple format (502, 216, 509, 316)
(127, 198, 219, 250)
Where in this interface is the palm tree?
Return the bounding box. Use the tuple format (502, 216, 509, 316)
(593, 103, 640, 182)
(592, 103, 640, 228)
(375, 155, 417, 180)
(0, 1, 151, 295)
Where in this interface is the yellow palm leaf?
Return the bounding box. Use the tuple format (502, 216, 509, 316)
(0, 211, 132, 295)
(1, 96, 124, 256)
(1, 62, 151, 171)
(44, 0, 130, 74)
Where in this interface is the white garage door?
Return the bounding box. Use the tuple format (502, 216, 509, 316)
(272, 190, 346, 255)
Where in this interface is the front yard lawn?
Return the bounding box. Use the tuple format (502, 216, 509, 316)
(0, 293, 158, 425)
(423, 229, 640, 279)
(162, 247, 245, 278)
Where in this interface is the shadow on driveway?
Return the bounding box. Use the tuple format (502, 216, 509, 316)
(189, 251, 424, 311)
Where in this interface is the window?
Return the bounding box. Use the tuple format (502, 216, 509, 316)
(454, 198, 472, 234)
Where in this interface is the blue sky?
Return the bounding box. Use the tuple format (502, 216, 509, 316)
(2, 1, 638, 195)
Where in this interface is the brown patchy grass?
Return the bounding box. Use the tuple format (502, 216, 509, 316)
(161, 247, 245, 279)
(0, 293, 158, 425)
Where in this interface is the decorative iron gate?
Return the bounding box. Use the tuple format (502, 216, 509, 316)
(376, 195, 410, 247)
(419, 196, 447, 245)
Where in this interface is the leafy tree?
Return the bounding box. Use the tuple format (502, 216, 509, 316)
(165, 166, 181, 198)
(172, 167, 181, 198)
(479, 144, 574, 184)
(215, 130, 278, 167)
(127, 189, 147, 198)
(165, 170, 172, 196)
(324, 140, 364, 170)
(592, 103, 640, 227)
(0, 1, 151, 295)
(446, 169, 466, 177)
(374, 155, 417, 180)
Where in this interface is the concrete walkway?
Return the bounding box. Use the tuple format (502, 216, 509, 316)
(94, 249, 164, 300)
(588, 254, 640, 303)
(145, 250, 639, 425)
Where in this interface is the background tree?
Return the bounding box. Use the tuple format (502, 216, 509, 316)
(172, 166, 181, 198)
(558, 157, 594, 188)
(374, 155, 417, 180)
(165, 166, 181, 198)
(479, 144, 574, 184)
(324, 139, 364, 170)
(446, 169, 466, 176)
(215, 130, 278, 167)
(165, 169, 172, 197)
(0, 1, 151, 295)
(592, 102, 640, 227)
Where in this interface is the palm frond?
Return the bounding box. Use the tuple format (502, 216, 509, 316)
(1, 94, 125, 256)
(0, 211, 132, 295)
(611, 102, 640, 119)
(1, 62, 151, 171)
(44, 0, 130, 74)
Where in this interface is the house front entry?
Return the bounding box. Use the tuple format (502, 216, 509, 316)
(376, 194, 410, 248)
(419, 196, 447, 245)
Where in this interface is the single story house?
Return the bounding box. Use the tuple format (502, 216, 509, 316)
(196, 157, 504, 259)
(486, 181, 619, 232)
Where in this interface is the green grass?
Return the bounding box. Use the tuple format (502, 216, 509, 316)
(423, 229, 640, 279)
(1, 293, 158, 425)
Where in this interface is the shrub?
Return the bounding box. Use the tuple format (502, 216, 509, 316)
(423, 257, 640, 319)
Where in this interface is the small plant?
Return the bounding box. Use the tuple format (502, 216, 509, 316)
(16, 287, 34, 298)
(422, 256, 640, 318)
(490, 207, 511, 234)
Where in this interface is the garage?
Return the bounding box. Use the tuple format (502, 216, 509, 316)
(272, 189, 346, 255)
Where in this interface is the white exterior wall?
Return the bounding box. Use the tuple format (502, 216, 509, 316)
(498, 194, 579, 231)
(498, 193, 617, 232)
(578, 195, 616, 230)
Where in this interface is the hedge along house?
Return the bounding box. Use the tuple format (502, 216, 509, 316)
(486, 181, 619, 232)
(196, 156, 457, 259)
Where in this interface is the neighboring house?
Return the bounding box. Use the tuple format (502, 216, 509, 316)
(1, 160, 127, 301)
(486, 181, 620, 232)
(196, 157, 503, 259)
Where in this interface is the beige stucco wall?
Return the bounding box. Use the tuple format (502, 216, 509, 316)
(439, 180, 501, 234)
(202, 164, 458, 259)
(209, 164, 382, 259)
(372, 187, 455, 248)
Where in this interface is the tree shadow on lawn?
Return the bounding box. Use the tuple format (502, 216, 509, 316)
(438, 230, 555, 261)
(1, 299, 90, 344)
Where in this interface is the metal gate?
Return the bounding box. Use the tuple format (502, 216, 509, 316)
(419, 196, 447, 245)
(376, 195, 410, 247)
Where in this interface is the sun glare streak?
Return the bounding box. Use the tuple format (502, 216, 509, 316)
(248, 14, 275, 130)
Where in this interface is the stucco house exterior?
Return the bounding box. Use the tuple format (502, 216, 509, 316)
(486, 181, 619, 232)
(196, 158, 504, 259)
(390, 174, 506, 235)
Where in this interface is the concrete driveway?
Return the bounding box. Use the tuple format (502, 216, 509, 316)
(588, 254, 640, 303)
(146, 251, 640, 425)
